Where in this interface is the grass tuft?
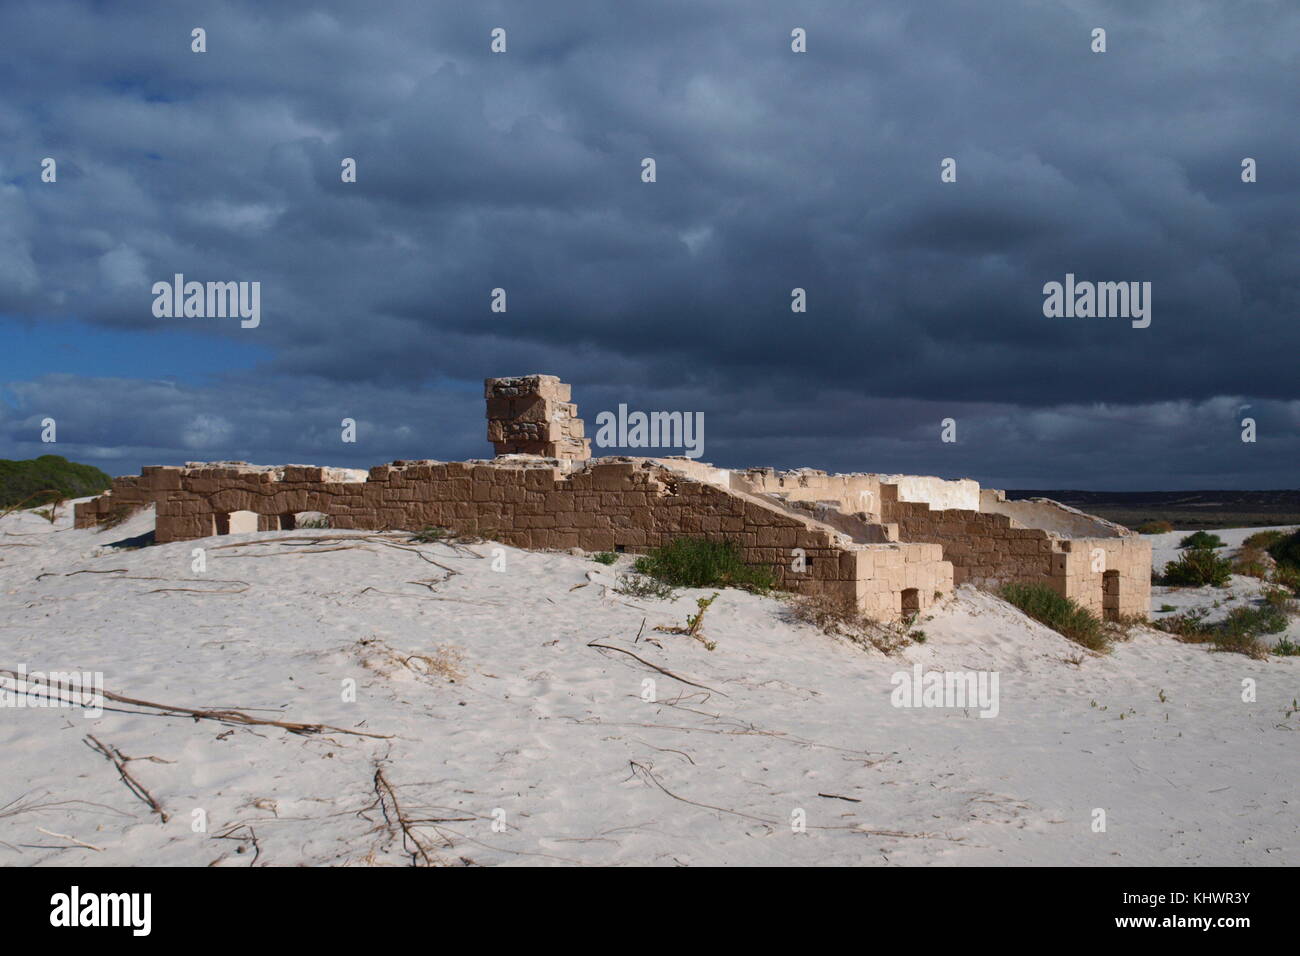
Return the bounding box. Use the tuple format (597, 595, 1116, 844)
(999, 583, 1109, 652)
(632, 538, 775, 593)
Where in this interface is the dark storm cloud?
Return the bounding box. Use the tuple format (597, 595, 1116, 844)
(0, 0, 1296, 486)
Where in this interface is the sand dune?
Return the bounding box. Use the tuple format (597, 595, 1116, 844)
(0, 503, 1295, 866)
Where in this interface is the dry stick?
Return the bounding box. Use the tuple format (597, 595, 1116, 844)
(630, 762, 959, 840)
(214, 545, 369, 558)
(147, 586, 250, 594)
(372, 540, 460, 575)
(0, 668, 391, 739)
(370, 765, 436, 866)
(84, 736, 169, 823)
(213, 823, 262, 866)
(35, 827, 104, 852)
(586, 639, 728, 697)
(36, 568, 127, 580)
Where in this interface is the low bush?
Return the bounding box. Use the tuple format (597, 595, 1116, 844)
(1231, 545, 1272, 579)
(1135, 520, 1174, 535)
(1243, 529, 1287, 550)
(1273, 637, 1300, 657)
(1159, 548, 1233, 587)
(1271, 564, 1300, 597)
(632, 538, 775, 593)
(999, 583, 1109, 652)
(1179, 531, 1225, 550)
(1266, 529, 1300, 569)
(592, 552, 618, 565)
(1154, 593, 1294, 660)
(1154, 608, 1212, 641)
(613, 574, 676, 600)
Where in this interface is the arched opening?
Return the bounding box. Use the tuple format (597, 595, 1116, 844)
(901, 587, 920, 616)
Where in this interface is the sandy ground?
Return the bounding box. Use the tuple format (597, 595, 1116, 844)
(0, 503, 1295, 866)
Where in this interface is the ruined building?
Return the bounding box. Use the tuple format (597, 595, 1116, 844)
(75, 375, 1151, 620)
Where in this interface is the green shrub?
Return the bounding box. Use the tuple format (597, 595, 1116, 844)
(1135, 520, 1174, 535)
(613, 573, 676, 600)
(1272, 564, 1300, 597)
(409, 525, 448, 543)
(999, 583, 1109, 652)
(1179, 531, 1225, 550)
(1243, 530, 1287, 550)
(632, 538, 775, 593)
(1160, 548, 1233, 587)
(1155, 596, 1292, 660)
(1221, 603, 1288, 639)
(1210, 628, 1268, 660)
(592, 552, 618, 565)
(1273, 637, 1300, 657)
(1266, 529, 1300, 569)
(1154, 608, 1212, 641)
(0, 455, 112, 510)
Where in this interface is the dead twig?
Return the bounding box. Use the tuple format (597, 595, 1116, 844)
(368, 764, 437, 866)
(84, 735, 169, 823)
(35, 827, 104, 851)
(586, 639, 727, 697)
(0, 668, 391, 739)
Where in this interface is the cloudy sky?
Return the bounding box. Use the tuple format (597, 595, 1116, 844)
(1, 0, 1296, 489)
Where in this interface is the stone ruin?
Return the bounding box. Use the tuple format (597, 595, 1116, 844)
(75, 374, 1152, 621)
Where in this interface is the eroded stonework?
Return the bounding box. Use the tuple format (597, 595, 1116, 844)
(75, 374, 1150, 621)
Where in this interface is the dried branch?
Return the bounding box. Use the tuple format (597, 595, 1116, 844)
(369, 764, 437, 866)
(586, 639, 727, 696)
(84, 735, 168, 823)
(0, 668, 391, 739)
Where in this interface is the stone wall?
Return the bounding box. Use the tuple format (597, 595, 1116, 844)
(75, 456, 955, 619)
(72, 374, 1147, 623)
(880, 484, 1150, 619)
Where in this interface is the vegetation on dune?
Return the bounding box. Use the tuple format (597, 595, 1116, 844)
(786, 591, 920, 655)
(1178, 531, 1225, 550)
(1154, 587, 1297, 659)
(1266, 529, 1300, 571)
(1243, 529, 1288, 550)
(1134, 520, 1174, 534)
(0, 455, 112, 511)
(632, 538, 775, 594)
(999, 583, 1109, 653)
(1159, 548, 1233, 588)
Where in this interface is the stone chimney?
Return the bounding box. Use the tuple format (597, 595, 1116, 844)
(485, 375, 591, 461)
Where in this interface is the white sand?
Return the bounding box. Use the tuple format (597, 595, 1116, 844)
(0, 502, 1295, 866)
